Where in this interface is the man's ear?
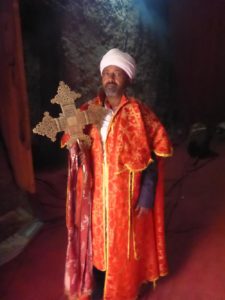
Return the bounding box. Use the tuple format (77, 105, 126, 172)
(126, 76, 132, 86)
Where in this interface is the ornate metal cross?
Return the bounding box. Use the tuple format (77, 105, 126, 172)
(33, 81, 107, 147)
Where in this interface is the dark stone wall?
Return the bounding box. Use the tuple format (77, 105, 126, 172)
(20, 0, 174, 169)
(170, 0, 225, 130)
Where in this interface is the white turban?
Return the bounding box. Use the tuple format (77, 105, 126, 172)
(100, 48, 136, 80)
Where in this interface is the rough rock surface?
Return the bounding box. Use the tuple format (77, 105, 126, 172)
(20, 0, 173, 166)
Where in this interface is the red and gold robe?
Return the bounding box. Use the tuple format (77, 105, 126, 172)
(64, 95, 172, 300)
(89, 95, 172, 299)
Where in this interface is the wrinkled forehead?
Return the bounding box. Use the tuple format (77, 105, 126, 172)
(102, 65, 126, 74)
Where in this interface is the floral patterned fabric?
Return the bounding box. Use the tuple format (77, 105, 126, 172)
(88, 95, 172, 299)
(63, 95, 172, 300)
(64, 143, 93, 300)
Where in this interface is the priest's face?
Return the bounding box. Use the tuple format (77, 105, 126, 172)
(101, 65, 129, 98)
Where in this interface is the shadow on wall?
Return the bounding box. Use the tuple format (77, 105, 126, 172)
(32, 134, 68, 171)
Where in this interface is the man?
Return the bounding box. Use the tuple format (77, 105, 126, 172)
(63, 49, 172, 300)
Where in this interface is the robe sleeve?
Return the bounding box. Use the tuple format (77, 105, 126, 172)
(140, 102, 173, 157)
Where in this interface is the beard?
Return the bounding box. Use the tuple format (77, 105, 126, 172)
(103, 83, 120, 97)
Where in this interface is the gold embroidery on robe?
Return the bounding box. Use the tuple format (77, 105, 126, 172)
(84, 95, 173, 299)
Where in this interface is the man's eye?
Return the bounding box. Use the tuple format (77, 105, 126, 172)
(102, 71, 122, 78)
(114, 72, 121, 77)
(102, 72, 109, 77)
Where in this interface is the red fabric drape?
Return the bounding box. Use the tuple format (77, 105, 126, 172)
(65, 142, 93, 299)
(0, 0, 35, 193)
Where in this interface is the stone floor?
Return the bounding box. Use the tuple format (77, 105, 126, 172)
(0, 136, 225, 299)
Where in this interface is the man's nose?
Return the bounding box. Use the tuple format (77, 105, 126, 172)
(108, 73, 116, 80)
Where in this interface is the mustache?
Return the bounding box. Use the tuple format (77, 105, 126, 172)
(105, 82, 118, 87)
